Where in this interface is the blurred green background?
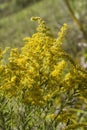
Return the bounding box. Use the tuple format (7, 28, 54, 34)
(0, 0, 87, 65)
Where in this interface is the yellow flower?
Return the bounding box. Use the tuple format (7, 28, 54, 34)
(0, 16, 87, 106)
(56, 23, 68, 45)
(51, 60, 66, 77)
(50, 114, 56, 119)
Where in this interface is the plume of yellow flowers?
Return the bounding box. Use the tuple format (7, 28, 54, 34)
(0, 17, 87, 106)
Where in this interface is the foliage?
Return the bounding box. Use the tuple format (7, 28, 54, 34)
(0, 0, 41, 19)
(15, 0, 41, 8)
(0, 17, 87, 130)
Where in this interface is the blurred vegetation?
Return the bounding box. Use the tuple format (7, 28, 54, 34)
(0, 0, 87, 62)
(0, 0, 41, 18)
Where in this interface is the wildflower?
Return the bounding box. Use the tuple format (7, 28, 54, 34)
(0, 17, 87, 106)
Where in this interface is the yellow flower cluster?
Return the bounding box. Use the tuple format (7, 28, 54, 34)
(51, 60, 66, 79)
(56, 23, 68, 45)
(0, 17, 87, 106)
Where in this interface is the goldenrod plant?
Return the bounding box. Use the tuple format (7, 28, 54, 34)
(0, 17, 87, 130)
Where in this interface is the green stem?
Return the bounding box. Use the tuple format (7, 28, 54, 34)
(64, 0, 87, 41)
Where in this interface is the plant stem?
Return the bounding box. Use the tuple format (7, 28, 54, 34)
(64, 0, 87, 41)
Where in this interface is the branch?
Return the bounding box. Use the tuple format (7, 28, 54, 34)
(64, 0, 87, 41)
